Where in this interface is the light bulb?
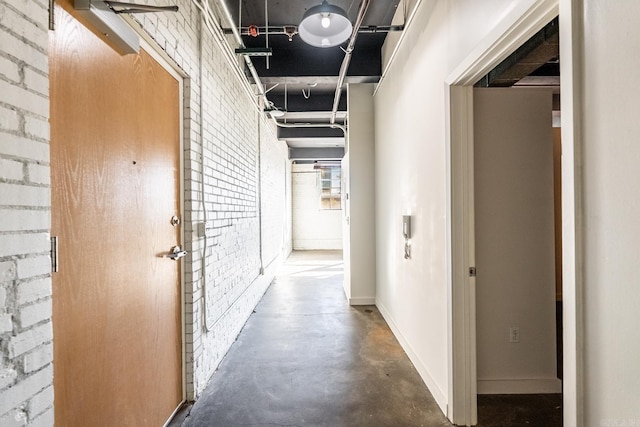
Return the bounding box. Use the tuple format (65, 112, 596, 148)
(321, 16, 331, 28)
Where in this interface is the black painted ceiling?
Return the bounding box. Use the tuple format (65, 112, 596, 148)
(223, 0, 402, 116)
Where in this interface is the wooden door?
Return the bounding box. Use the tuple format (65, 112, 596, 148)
(50, 6, 182, 426)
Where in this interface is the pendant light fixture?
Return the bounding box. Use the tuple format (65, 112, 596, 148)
(298, 0, 353, 48)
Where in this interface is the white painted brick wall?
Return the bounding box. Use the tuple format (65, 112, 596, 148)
(22, 343, 52, 374)
(18, 301, 51, 329)
(0, 261, 16, 282)
(0, 158, 24, 181)
(0, 54, 21, 82)
(8, 322, 52, 359)
(0, 0, 53, 424)
(0, 409, 28, 427)
(16, 256, 50, 281)
(0, 184, 50, 207)
(0, 135, 49, 162)
(0, 314, 12, 333)
(17, 279, 50, 305)
(0, 368, 18, 390)
(0, 105, 20, 131)
(26, 164, 49, 186)
(26, 385, 52, 417)
(0, 210, 49, 232)
(24, 407, 52, 427)
(0, 366, 52, 419)
(0, 234, 49, 258)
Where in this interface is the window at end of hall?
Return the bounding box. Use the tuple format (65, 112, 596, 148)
(317, 164, 341, 210)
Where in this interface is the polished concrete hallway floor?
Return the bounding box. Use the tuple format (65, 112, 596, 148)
(181, 250, 451, 426)
(178, 251, 562, 427)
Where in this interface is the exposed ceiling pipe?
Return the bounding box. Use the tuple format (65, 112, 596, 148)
(225, 24, 404, 37)
(330, 0, 371, 124)
(270, 116, 346, 135)
(215, 0, 351, 132)
(215, 0, 269, 107)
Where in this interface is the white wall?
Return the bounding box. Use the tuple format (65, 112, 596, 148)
(292, 163, 343, 250)
(474, 88, 559, 394)
(341, 152, 352, 300)
(374, 0, 543, 414)
(566, 1, 640, 424)
(344, 84, 376, 305)
(284, 159, 293, 256)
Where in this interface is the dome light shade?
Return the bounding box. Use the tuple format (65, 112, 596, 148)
(298, 1, 352, 48)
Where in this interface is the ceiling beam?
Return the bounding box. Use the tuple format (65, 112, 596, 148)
(244, 38, 382, 78)
(289, 147, 345, 160)
(278, 126, 344, 139)
(476, 17, 559, 88)
(267, 93, 347, 112)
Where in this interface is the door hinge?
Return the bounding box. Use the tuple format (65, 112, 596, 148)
(51, 236, 59, 273)
(49, 0, 55, 30)
(469, 266, 476, 277)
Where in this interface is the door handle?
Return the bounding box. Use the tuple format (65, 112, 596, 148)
(165, 246, 187, 260)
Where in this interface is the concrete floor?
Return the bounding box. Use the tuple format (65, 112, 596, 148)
(177, 251, 562, 427)
(181, 250, 451, 427)
(477, 394, 562, 426)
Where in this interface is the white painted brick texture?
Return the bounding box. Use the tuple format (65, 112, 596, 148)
(0, 0, 53, 424)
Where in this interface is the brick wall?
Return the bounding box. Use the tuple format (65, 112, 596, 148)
(0, 0, 54, 424)
(0, 0, 291, 422)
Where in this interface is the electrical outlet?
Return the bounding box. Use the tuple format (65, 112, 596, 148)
(509, 327, 520, 343)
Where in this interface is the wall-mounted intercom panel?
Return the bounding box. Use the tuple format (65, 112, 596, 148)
(403, 215, 412, 240)
(403, 215, 412, 259)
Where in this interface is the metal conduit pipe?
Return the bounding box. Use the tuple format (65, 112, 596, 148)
(224, 24, 404, 36)
(215, 0, 269, 106)
(215, 0, 351, 132)
(270, 116, 347, 135)
(330, 0, 371, 124)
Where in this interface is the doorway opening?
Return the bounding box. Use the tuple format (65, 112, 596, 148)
(472, 18, 562, 423)
(445, 1, 568, 425)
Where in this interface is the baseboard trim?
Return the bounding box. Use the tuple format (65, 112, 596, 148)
(349, 297, 375, 305)
(477, 378, 562, 394)
(376, 300, 448, 414)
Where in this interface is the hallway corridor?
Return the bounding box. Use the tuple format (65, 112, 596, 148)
(181, 251, 451, 426)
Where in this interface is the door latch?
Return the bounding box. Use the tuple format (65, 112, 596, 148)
(165, 246, 187, 260)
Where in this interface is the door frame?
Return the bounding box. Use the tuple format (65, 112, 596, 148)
(125, 23, 189, 422)
(444, 0, 567, 425)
